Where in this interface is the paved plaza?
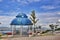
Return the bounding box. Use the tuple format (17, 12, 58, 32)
(1, 35, 60, 40)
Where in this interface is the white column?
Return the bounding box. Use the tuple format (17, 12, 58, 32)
(20, 25, 23, 36)
(19, 26, 21, 36)
(31, 25, 33, 32)
(28, 25, 30, 37)
(11, 25, 13, 37)
(29, 25, 33, 37)
(14, 25, 16, 35)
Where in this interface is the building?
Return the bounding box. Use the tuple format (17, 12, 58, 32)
(10, 13, 33, 36)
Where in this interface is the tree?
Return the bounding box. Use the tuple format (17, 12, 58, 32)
(30, 10, 39, 33)
(49, 24, 55, 35)
(55, 25, 58, 29)
(39, 26, 41, 33)
(49, 24, 59, 35)
(39, 26, 41, 29)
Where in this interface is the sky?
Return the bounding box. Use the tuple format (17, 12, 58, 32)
(0, 0, 60, 28)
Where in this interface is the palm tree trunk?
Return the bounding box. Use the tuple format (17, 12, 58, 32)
(52, 29, 54, 35)
(34, 24, 36, 33)
(51, 29, 53, 35)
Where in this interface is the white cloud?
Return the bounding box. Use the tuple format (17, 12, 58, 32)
(0, 16, 15, 27)
(5, 5, 10, 8)
(0, 0, 3, 2)
(11, 0, 16, 2)
(57, 12, 60, 15)
(11, 0, 41, 5)
(27, 0, 41, 3)
(0, 10, 3, 13)
(19, 1, 28, 5)
(35, 0, 40, 1)
(40, 6, 56, 10)
(35, 12, 60, 25)
(0, 11, 19, 16)
(7, 11, 18, 16)
(0, 12, 60, 28)
(52, 0, 60, 5)
(17, 0, 21, 2)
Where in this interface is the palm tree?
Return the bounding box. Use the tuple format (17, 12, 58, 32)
(30, 10, 39, 33)
(49, 24, 55, 35)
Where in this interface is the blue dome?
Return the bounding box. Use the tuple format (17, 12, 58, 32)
(10, 13, 33, 25)
(16, 13, 28, 18)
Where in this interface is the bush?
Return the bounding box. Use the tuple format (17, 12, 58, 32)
(41, 30, 51, 34)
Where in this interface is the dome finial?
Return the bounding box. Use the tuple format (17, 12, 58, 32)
(16, 13, 28, 18)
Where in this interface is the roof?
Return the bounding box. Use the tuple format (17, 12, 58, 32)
(10, 13, 33, 25)
(16, 13, 28, 18)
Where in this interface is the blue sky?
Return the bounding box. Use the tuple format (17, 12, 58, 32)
(0, 0, 60, 28)
(0, 0, 60, 15)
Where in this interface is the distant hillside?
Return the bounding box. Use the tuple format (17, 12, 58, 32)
(0, 27, 11, 31)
